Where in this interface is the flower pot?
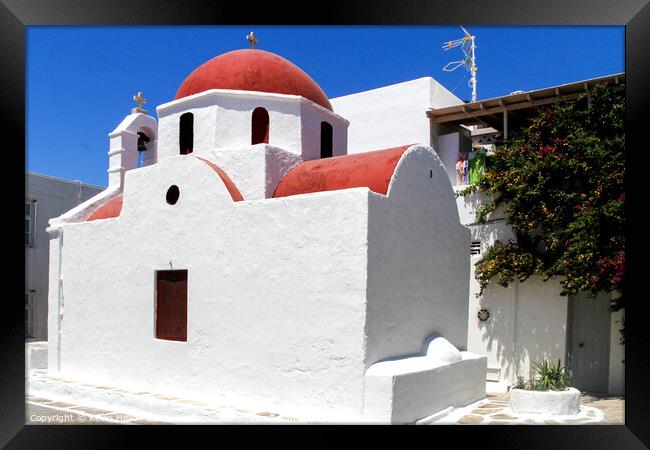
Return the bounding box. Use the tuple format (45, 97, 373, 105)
(510, 387, 581, 416)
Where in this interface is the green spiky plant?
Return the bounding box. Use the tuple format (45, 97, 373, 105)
(528, 358, 571, 391)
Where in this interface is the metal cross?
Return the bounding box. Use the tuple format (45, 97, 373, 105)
(246, 31, 259, 48)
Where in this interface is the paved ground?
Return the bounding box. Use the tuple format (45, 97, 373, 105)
(580, 392, 625, 424)
(26, 371, 624, 425)
(26, 392, 623, 425)
(438, 391, 624, 425)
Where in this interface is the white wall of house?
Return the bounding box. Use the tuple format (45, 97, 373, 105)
(25, 173, 104, 341)
(331, 77, 463, 153)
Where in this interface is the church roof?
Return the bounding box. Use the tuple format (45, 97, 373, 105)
(273, 145, 413, 199)
(86, 158, 243, 221)
(175, 49, 333, 111)
(87, 194, 123, 221)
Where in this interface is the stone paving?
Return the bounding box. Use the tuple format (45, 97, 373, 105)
(26, 369, 624, 425)
(432, 391, 623, 425)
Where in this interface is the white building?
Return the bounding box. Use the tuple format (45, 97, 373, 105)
(333, 72, 625, 395)
(25, 173, 104, 340)
(42, 49, 486, 423)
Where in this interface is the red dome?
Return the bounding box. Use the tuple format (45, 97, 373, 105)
(273, 145, 413, 198)
(175, 49, 333, 111)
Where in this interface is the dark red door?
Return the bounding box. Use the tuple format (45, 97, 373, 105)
(156, 270, 188, 341)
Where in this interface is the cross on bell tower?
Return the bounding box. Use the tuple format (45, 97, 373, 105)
(246, 31, 259, 49)
(132, 91, 147, 114)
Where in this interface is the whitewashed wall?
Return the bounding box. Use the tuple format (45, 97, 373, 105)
(49, 155, 371, 421)
(458, 188, 569, 386)
(157, 90, 348, 163)
(207, 145, 302, 200)
(365, 145, 470, 364)
(299, 101, 348, 160)
(331, 77, 463, 153)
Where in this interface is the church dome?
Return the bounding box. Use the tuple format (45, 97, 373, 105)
(175, 49, 333, 111)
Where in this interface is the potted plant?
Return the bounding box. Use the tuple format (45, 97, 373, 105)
(510, 359, 581, 416)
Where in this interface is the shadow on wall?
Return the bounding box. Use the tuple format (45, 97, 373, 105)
(476, 283, 516, 382)
(457, 189, 508, 225)
(476, 276, 567, 383)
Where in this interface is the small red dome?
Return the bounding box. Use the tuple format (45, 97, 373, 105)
(175, 49, 333, 111)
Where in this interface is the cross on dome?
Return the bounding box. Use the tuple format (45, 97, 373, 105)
(246, 31, 258, 48)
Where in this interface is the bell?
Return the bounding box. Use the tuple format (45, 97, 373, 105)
(137, 132, 150, 152)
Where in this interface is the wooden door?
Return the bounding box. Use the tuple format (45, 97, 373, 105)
(156, 270, 188, 341)
(567, 292, 611, 393)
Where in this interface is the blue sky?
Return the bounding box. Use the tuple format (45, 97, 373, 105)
(26, 26, 624, 187)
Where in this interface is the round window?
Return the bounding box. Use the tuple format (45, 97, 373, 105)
(166, 185, 180, 205)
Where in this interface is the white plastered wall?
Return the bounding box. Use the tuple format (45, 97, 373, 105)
(458, 188, 568, 386)
(299, 101, 348, 160)
(206, 145, 302, 200)
(331, 78, 463, 153)
(49, 155, 371, 421)
(365, 145, 470, 365)
(157, 90, 348, 163)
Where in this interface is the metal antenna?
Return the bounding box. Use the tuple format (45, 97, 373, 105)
(442, 26, 477, 102)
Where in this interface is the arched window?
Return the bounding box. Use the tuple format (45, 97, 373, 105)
(320, 122, 333, 158)
(251, 107, 270, 145)
(179, 113, 194, 155)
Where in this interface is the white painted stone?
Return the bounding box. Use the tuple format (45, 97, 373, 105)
(363, 345, 486, 423)
(425, 335, 462, 363)
(510, 387, 581, 416)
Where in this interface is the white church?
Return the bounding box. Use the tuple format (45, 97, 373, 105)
(38, 43, 624, 423)
(42, 47, 487, 423)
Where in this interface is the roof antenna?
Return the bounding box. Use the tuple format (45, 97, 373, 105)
(442, 26, 478, 102)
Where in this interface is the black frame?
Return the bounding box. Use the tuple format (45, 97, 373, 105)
(7, 0, 649, 447)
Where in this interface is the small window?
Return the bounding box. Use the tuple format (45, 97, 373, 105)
(156, 270, 188, 341)
(179, 113, 194, 155)
(251, 107, 269, 145)
(25, 200, 35, 247)
(320, 122, 333, 158)
(470, 241, 481, 255)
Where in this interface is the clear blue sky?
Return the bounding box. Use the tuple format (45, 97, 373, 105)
(26, 25, 624, 187)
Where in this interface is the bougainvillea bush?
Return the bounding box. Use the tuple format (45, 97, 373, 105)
(459, 83, 624, 311)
